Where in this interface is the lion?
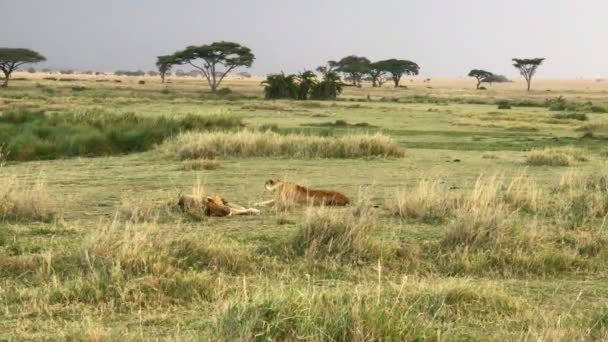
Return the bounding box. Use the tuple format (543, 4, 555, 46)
(178, 194, 260, 217)
(256, 179, 350, 207)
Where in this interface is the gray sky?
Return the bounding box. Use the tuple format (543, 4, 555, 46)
(2, 0, 607, 77)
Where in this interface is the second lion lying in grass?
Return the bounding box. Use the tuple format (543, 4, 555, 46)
(178, 194, 260, 217)
(256, 179, 351, 207)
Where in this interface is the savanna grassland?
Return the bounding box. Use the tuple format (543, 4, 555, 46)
(2, 73, 608, 341)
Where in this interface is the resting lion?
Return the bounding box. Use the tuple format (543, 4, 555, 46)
(178, 194, 260, 217)
(256, 179, 350, 207)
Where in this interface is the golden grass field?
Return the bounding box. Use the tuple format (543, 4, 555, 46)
(1, 71, 608, 340)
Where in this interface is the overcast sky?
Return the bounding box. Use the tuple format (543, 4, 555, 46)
(2, 0, 607, 77)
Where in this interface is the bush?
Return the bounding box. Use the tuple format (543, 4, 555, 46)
(262, 73, 299, 99)
(164, 130, 405, 159)
(496, 100, 511, 109)
(216, 87, 232, 96)
(0, 110, 243, 161)
(546, 96, 567, 111)
(590, 105, 608, 113)
(138, 80, 145, 85)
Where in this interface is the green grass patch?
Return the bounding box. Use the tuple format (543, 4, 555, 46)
(0, 109, 243, 161)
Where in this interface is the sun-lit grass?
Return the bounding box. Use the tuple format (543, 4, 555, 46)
(162, 130, 404, 159)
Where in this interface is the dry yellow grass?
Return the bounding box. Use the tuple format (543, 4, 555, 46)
(161, 130, 404, 159)
(526, 147, 588, 166)
(0, 175, 58, 222)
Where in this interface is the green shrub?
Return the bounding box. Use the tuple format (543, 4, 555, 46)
(546, 96, 567, 111)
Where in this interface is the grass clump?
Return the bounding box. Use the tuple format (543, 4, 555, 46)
(0, 175, 57, 222)
(551, 112, 588, 121)
(496, 100, 512, 109)
(181, 159, 222, 171)
(0, 110, 243, 161)
(166, 130, 404, 159)
(292, 202, 377, 262)
(526, 147, 587, 166)
(387, 178, 453, 223)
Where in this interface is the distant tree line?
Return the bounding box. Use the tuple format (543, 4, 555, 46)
(1, 44, 546, 93)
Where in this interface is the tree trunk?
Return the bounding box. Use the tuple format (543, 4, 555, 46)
(476, 79, 481, 89)
(526, 78, 531, 91)
(1, 70, 9, 87)
(393, 76, 399, 88)
(160, 73, 165, 83)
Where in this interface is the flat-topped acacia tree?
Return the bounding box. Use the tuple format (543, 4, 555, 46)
(170, 41, 254, 92)
(335, 55, 371, 87)
(375, 59, 420, 87)
(512, 58, 545, 91)
(468, 69, 494, 89)
(0, 48, 46, 87)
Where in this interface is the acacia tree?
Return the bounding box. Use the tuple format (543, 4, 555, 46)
(368, 61, 388, 87)
(155, 55, 174, 83)
(376, 59, 420, 87)
(468, 69, 494, 89)
(0, 48, 46, 87)
(512, 58, 545, 91)
(335, 55, 371, 87)
(171, 41, 254, 92)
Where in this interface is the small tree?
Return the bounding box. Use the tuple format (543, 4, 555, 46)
(335, 55, 371, 87)
(262, 73, 298, 99)
(468, 69, 494, 89)
(376, 59, 420, 87)
(0, 48, 46, 87)
(171, 41, 254, 92)
(512, 58, 545, 91)
(156, 55, 174, 83)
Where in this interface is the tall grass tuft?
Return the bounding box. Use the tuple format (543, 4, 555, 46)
(163, 130, 404, 159)
(0, 175, 58, 222)
(387, 178, 453, 223)
(292, 199, 377, 261)
(526, 147, 587, 166)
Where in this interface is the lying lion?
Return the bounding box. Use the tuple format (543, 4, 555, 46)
(178, 194, 260, 217)
(256, 179, 350, 207)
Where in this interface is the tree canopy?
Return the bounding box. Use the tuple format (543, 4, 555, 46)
(512, 58, 545, 91)
(335, 55, 371, 87)
(0, 48, 46, 87)
(155, 55, 175, 83)
(375, 59, 420, 87)
(368, 61, 388, 87)
(468, 69, 494, 89)
(170, 41, 254, 92)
